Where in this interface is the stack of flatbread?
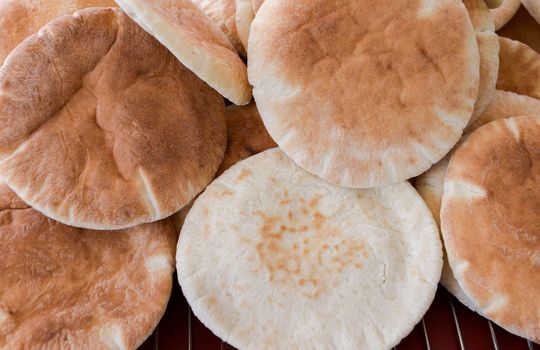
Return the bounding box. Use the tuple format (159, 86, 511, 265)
(0, 0, 537, 349)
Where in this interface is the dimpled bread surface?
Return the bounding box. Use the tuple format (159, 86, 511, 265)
(178, 149, 442, 350)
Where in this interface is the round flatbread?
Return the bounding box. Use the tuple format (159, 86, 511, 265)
(192, 0, 245, 56)
(415, 90, 540, 310)
(251, 0, 263, 13)
(485, 0, 503, 9)
(522, 0, 540, 24)
(463, 0, 500, 123)
(115, 0, 251, 106)
(498, 5, 540, 53)
(497, 37, 540, 99)
(469, 32, 499, 123)
(0, 181, 176, 349)
(0, 0, 116, 64)
(171, 102, 276, 233)
(492, 0, 521, 30)
(415, 152, 481, 312)
(0, 8, 227, 230)
(236, 0, 254, 52)
(441, 116, 540, 342)
(218, 102, 277, 174)
(249, 0, 479, 188)
(178, 149, 442, 350)
(472, 90, 540, 128)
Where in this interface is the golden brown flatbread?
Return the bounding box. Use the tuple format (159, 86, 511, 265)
(0, 8, 227, 230)
(0, 0, 117, 64)
(249, 0, 479, 188)
(441, 115, 540, 342)
(0, 182, 176, 349)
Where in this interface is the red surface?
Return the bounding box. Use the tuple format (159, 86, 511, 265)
(141, 283, 538, 350)
(422, 289, 461, 350)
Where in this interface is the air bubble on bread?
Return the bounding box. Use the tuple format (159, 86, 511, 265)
(0, 308, 10, 324)
(436, 109, 467, 129)
(483, 295, 508, 314)
(444, 179, 488, 198)
(504, 117, 522, 140)
(417, 0, 443, 18)
(412, 142, 439, 164)
(452, 260, 470, 277)
(145, 255, 172, 272)
(100, 324, 127, 350)
(138, 168, 161, 219)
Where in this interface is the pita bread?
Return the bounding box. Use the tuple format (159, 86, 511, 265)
(178, 149, 442, 350)
(497, 37, 540, 99)
(498, 5, 540, 53)
(415, 90, 540, 310)
(463, 0, 499, 123)
(0, 181, 176, 349)
(171, 102, 276, 232)
(115, 0, 251, 106)
(192, 0, 245, 56)
(248, 0, 480, 188)
(0, 8, 227, 230)
(236, 0, 254, 52)
(441, 115, 540, 342)
(0, 0, 117, 65)
(218, 102, 277, 174)
(249, 0, 479, 189)
(251, 0, 263, 13)
(472, 90, 540, 128)
(414, 152, 481, 312)
(492, 0, 521, 30)
(485, 0, 503, 9)
(522, 0, 540, 24)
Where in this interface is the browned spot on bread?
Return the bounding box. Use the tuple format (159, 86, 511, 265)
(219, 189, 235, 197)
(280, 198, 293, 205)
(253, 194, 367, 299)
(237, 169, 253, 181)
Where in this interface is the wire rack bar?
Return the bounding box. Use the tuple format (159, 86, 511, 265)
(488, 320, 500, 350)
(421, 318, 431, 350)
(448, 295, 465, 350)
(188, 307, 193, 350)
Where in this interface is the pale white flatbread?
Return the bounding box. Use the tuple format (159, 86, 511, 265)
(115, 0, 251, 105)
(178, 149, 442, 350)
(192, 0, 245, 55)
(236, 0, 254, 51)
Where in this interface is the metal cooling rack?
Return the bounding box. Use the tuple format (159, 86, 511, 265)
(136, 282, 538, 350)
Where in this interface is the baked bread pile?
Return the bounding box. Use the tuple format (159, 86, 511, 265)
(0, 0, 537, 349)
